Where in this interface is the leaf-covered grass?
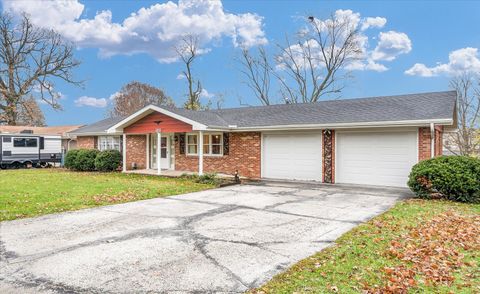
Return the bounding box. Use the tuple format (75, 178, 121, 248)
(252, 199, 480, 294)
(0, 169, 215, 221)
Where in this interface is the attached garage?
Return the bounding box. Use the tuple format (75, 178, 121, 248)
(262, 133, 322, 181)
(335, 131, 418, 187)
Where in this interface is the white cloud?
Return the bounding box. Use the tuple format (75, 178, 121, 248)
(345, 59, 388, 72)
(199, 88, 214, 99)
(405, 47, 480, 77)
(360, 17, 387, 31)
(371, 31, 412, 62)
(278, 10, 411, 73)
(176, 74, 186, 80)
(108, 92, 120, 101)
(3, 0, 267, 62)
(74, 96, 107, 108)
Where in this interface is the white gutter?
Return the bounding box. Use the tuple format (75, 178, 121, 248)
(68, 132, 123, 136)
(209, 118, 454, 132)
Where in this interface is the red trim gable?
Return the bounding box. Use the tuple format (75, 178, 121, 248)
(124, 112, 193, 134)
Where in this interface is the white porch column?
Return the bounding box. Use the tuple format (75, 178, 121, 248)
(146, 134, 150, 169)
(430, 122, 435, 158)
(198, 131, 204, 175)
(157, 131, 161, 175)
(122, 134, 127, 172)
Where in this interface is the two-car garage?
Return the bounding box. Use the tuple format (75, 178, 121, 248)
(262, 130, 418, 187)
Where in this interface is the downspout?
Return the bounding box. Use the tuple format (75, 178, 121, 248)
(430, 122, 435, 158)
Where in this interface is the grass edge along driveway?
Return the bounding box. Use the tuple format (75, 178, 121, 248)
(252, 199, 480, 294)
(0, 169, 215, 221)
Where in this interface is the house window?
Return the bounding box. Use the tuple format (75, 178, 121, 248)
(210, 134, 222, 155)
(187, 133, 223, 156)
(187, 134, 198, 155)
(98, 136, 121, 151)
(13, 137, 37, 147)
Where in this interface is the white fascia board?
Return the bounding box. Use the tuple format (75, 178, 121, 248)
(226, 118, 453, 132)
(71, 132, 123, 136)
(106, 105, 208, 133)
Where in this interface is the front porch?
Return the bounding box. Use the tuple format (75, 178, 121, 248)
(116, 109, 209, 176)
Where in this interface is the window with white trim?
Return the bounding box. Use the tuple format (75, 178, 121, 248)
(207, 134, 222, 155)
(98, 136, 121, 151)
(186, 134, 198, 155)
(186, 133, 223, 156)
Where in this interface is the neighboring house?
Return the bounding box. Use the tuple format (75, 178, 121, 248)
(443, 130, 480, 156)
(0, 125, 84, 152)
(70, 91, 457, 188)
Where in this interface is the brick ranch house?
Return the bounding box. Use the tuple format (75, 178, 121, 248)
(69, 91, 457, 187)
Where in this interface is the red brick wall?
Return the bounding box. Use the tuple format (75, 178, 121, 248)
(174, 132, 261, 178)
(126, 135, 146, 170)
(77, 136, 96, 149)
(419, 126, 444, 161)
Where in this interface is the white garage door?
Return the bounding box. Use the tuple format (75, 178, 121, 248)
(336, 131, 417, 187)
(263, 133, 322, 181)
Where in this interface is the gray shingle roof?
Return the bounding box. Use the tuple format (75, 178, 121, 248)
(205, 90, 457, 128)
(72, 91, 456, 134)
(70, 116, 126, 134)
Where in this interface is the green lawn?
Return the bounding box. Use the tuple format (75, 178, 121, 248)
(0, 169, 215, 221)
(252, 199, 480, 294)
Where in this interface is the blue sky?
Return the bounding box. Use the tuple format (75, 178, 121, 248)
(2, 0, 480, 126)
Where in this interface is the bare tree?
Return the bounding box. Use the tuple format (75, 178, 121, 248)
(274, 14, 362, 103)
(109, 81, 174, 117)
(0, 13, 81, 125)
(16, 96, 45, 126)
(237, 46, 272, 105)
(175, 35, 203, 110)
(445, 73, 480, 156)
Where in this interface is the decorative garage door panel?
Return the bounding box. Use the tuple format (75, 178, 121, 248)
(263, 133, 322, 181)
(336, 131, 417, 187)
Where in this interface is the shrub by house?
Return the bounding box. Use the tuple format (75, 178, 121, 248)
(408, 156, 480, 203)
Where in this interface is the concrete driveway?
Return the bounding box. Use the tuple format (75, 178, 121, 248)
(0, 182, 410, 293)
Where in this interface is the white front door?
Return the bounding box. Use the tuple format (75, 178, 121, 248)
(336, 131, 417, 187)
(151, 135, 170, 169)
(263, 133, 323, 181)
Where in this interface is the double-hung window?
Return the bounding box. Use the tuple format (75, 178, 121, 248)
(186, 133, 223, 156)
(98, 136, 121, 151)
(187, 134, 198, 155)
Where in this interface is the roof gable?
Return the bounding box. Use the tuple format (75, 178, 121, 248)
(124, 112, 193, 134)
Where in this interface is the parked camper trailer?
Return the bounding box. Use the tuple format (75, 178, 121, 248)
(0, 134, 62, 168)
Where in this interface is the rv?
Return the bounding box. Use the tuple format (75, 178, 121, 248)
(0, 133, 62, 168)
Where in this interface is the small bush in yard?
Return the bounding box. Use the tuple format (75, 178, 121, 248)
(180, 173, 219, 185)
(74, 149, 100, 171)
(95, 150, 122, 171)
(408, 156, 480, 203)
(64, 149, 80, 169)
(198, 173, 218, 185)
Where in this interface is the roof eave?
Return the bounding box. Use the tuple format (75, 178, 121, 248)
(223, 118, 454, 132)
(69, 131, 122, 136)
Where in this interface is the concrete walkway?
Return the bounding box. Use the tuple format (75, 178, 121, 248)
(0, 182, 410, 293)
